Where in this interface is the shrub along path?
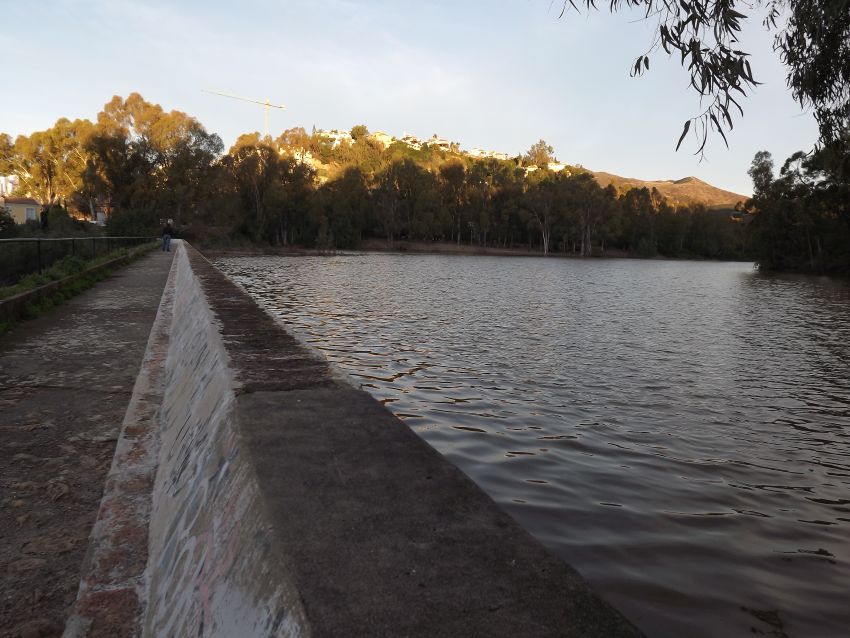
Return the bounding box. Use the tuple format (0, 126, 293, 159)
(0, 249, 172, 638)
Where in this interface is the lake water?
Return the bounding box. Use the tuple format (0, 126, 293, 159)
(214, 253, 850, 638)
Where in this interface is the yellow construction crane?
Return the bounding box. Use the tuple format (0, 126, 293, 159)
(202, 89, 286, 138)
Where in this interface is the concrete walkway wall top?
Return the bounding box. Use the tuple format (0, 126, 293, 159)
(69, 241, 643, 637)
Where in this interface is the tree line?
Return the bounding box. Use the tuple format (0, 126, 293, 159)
(3, 93, 844, 271)
(745, 135, 850, 274)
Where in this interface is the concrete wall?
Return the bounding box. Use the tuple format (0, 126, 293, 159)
(68, 241, 642, 637)
(142, 245, 308, 636)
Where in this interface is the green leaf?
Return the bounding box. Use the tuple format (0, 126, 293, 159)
(675, 120, 691, 151)
(709, 113, 728, 147)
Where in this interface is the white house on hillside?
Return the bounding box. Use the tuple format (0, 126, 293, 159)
(399, 132, 423, 150)
(318, 129, 353, 148)
(469, 148, 511, 161)
(425, 135, 454, 151)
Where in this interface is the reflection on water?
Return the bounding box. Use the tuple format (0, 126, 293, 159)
(215, 253, 850, 638)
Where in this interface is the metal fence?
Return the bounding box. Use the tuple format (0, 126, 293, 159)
(0, 236, 156, 287)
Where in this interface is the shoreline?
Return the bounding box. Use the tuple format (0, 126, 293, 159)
(202, 239, 751, 264)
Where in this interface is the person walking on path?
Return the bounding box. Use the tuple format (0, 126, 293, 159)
(162, 219, 173, 252)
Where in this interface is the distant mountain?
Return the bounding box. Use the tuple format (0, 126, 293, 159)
(591, 172, 747, 209)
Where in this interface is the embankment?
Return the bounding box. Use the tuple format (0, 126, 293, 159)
(67, 240, 642, 637)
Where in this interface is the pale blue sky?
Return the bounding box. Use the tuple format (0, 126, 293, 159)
(3, 0, 818, 195)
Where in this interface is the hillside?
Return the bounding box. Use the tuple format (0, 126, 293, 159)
(591, 172, 747, 209)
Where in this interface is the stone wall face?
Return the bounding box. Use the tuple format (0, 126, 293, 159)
(142, 245, 308, 637)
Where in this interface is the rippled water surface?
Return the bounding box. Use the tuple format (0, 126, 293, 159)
(215, 254, 850, 638)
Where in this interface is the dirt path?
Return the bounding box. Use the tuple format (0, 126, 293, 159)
(0, 250, 172, 638)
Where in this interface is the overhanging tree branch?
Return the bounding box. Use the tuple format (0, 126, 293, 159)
(559, 0, 850, 153)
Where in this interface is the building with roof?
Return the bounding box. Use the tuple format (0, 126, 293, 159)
(399, 133, 423, 150)
(548, 162, 571, 174)
(425, 135, 455, 151)
(318, 129, 353, 148)
(1, 197, 41, 224)
(468, 148, 512, 161)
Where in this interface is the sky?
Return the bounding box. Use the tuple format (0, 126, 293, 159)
(2, 0, 819, 195)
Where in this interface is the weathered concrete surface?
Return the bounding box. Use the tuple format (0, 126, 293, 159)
(183, 244, 643, 637)
(140, 243, 308, 637)
(62, 243, 309, 638)
(0, 250, 173, 637)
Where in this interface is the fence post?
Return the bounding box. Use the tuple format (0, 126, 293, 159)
(37, 239, 42, 274)
(92, 237, 96, 259)
(71, 238, 75, 256)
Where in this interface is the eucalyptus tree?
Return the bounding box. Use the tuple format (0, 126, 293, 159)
(620, 186, 658, 255)
(746, 139, 849, 272)
(748, 150, 775, 198)
(745, 150, 787, 267)
(391, 158, 436, 240)
(466, 160, 494, 245)
(310, 166, 371, 248)
(276, 127, 311, 162)
(275, 157, 316, 246)
(374, 160, 403, 246)
(2, 118, 94, 207)
(565, 172, 612, 257)
(0, 133, 12, 176)
(522, 172, 559, 254)
(87, 93, 222, 231)
(220, 143, 272, 241)
(654, 199, 691, 255)
(221, 141, 313, 245)
(596, 184, 621, 253)
(438, 159, 466, 243)
(476, 159, 524, 247)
